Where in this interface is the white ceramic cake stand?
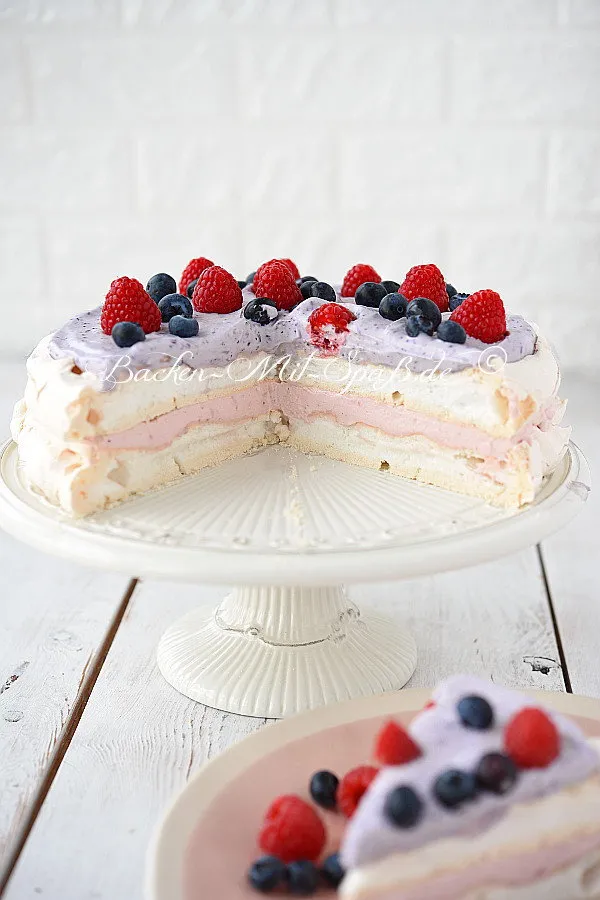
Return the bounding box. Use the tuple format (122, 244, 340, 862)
(0, 440, 591, 719)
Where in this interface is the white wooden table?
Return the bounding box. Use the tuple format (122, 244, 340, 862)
(0, 363, 598, 900)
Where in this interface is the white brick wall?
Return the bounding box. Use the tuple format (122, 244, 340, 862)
(0, 0, 599, 365)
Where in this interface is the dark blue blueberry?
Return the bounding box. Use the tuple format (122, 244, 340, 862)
(299, 275, 318, 284)
(169, 315, 199, 338)
(476, 753, 518, 795)
(445, 283, 457, 299)
(247, 856, 286, 893)
(449, 292, 470, 312)
(186, 278, 198, 299)
(415, 314, 434, 336)
(355, 281, 388, 308)
(434, 769, 478, 809)
(237, 279, 247, 289)
(437, 320, 466, 344)
(158, 293, 193, 322)
(383, 785, 423, 828)
(379, 293, 408, 321)
(405, 316, 421, 337)
(300, 281, 317, 299)
(321, 853, 345, 888)
(457, 695, 494, 730)
(309, 770, 339, 809)
(310, 281, 337, 303)
(246, 271, 257, 285)
(381, 279, 401, 293)
(406, 297, 442, 330)
(111, 321, 145, 347)
(146, 272, 177, 303)
(286, 860, 319, 896)
(243, 297, 278, 325)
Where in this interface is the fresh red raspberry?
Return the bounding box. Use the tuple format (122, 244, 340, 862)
(100, 276, 161, 335)
(400, 264, 448, 313)
(450, 289, 507, 344)
(373, 720, 422, 766)
(338, 766, 379, 818)
(179, 256, 214, 296)
(258, 795, 326, 863)
(254, 261, 302, 311)
(191, 265, 242, 314)
(341, 264, 381, 298)
(307, 302, 356, 353)
(504, 708, 560, 769)
(279, 258, 300, 281)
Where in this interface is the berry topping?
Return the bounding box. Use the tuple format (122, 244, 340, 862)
(433, 769, 478, 809)
(449, 291, 470, 311)
(337, 765, 379, 818)
(373, 720, 421, 766)
(457, 695, 494, 730)
(258, 795, 326, 864)
(246, 270, 257, 285)
(247, 856, 287, 894)
(406, 297, 442, 330)
(146, 272, 177, 304)
(341, 263, 381, 298)
(445, 283, 457, 299)
(299, 275, 318, 285)
(157, 293, 193, 322)
(300, 281, 318, 300)
(254, 261, 302, 311)
(383, 786, 423, 828)
(504, 707, 560, 769)
(405, 316, 421, 338)
(356, 281, 388, 308)
(437, 320, 466, 344)
(286, 860, 319, 896)
(191, 265, 243, 314)
(186, 278, 198, 299)
(310, 281, 337, 303)
(101, 276, 161, 335)
(309, 770, 339, 810)
(179, 256, 214, 296)
(321, 853, 345, 888)
(400, 264, 448, 313)
(237, 279, 247, 289)
(244, 297, 279, 325)
(169, 315, 199, 338)
(381, 279, 400, 293)
(111, 321, 145, 348)
(307, 303, 356, 353)
(379, 293, 408, 321)
(413, 314, 434, 336)
(450, 289, 507, 344)
(475, 752, 519, 795)
(279, 258, 300, 281)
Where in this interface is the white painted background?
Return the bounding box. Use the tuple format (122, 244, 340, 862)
(1, 0, 599, 365)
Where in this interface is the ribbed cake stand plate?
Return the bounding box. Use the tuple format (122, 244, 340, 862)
(0, 440, 591, 718)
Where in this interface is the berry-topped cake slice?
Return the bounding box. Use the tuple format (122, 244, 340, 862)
(11, 256, 570, 516)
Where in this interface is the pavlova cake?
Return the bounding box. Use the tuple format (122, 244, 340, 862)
(11, 257, 570, 516)
(246, 675, 600, 898)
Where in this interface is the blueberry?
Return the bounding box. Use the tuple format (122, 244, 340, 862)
(379, 293, 407, 321)
(381, 279, 401, 293)
(300, 281, 317, 299)
(237, 279, 247, 289)
(146, 273, 177, 304)
(321, 853, 345, 887)
(476, 753, 518, 795)
(449, 292, 470, 312)
(412, 314, 434, 336)
(405, 316, 421, 337)
(246, 271, 257, 285)
(433, 769, 478, 809)
(111, 321, 145, 348)
(457, 695, 494, 730)
(299, 275, 318, 284)
(445, 283, 457, 299)
(169, 315, 199, 337)
(309, 770, 339, 809)
(310, 281, 337, 303)
(355, 281, 388, 308)
(243, 298, 279, 325)
(437, 320, 466, 344)
(383, 785, 423, 828)
(247, 856, 286, 893)
(406, 297, 442, 330)
(286, 860, 319, 896)
(186, 278, 198, 299)
(158, 293, 194, 322)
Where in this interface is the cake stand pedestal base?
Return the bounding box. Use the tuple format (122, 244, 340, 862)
(157, 585, 417, 718)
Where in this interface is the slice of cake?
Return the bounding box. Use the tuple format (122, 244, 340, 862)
(11, 258, 570, 516)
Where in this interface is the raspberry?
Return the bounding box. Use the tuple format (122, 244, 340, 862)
(279, 257, 300, 281)
(373, 720, 422, 766)
(254, 261, 302, 311)
(337, 766, 379, 818)
(191, 265, 243, 314)
(400, 264, 448, 313)
(341, 263, 381, 298)
(450, 289, 507, 344)
(504, 708, 560, 769)
(179, 256, 214, 296)
(307, 302, 356, 353)
(100, 276, 161, 335)
(258, 795, 326, 863)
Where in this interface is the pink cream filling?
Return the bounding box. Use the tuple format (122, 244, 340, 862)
(88, 383, 536, 457)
